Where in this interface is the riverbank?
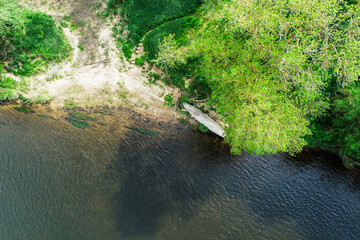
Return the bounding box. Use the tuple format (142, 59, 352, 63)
(3, 0, 359, 168)
(2, 0, 186, 124)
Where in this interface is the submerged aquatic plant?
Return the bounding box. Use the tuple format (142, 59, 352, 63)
(65, 117, 89, 129)
(125, 126, 158, 136)
(13, 107, 34, 114)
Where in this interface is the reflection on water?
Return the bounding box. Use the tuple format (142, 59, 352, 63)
(1, 105, 360, 240)
(112, 132, 222, 237)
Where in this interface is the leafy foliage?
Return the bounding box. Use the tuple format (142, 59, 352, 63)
(143, 17, 200, 59)
(135, 56, 146, 66)
(117, 0, 203, 45)
(0, 65, 17, 101)
(164, 93, 175, 107)
(0, 0, 70, 76)
(186, 0, 360, 156)
(112, 0, 360, 161)
(156, 34, 185, 71)
(332, 85, 360, 160)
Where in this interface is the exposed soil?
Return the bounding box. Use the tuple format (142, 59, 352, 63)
(15, 0, 184, 122)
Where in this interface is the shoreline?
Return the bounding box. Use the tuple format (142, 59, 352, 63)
(2, 100, 359, 170)
(4, 0, 359, 169)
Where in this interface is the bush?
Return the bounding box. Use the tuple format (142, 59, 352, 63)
(164, 93, 175, 107)
(144, 17, 200, 60)
(199, 123, 209, 133)
(122, 40, 134, 60)
(135, 56, 146, 66)
(112, 0, 203, 45)
(0, 65, 17, 101)
(148, 72, 161, 84)
(1, 2, 70, 76)
(188, 76, 211, 99)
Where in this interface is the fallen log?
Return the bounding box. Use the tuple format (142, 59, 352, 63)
(183, 103, 225, 138)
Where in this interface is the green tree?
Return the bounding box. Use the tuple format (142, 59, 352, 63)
(187, 0, 360, 155)
(156, 34, 185, 70)
(332, 84, 360, 161)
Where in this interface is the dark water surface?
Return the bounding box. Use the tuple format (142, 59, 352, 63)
(1, 105, 360, 240)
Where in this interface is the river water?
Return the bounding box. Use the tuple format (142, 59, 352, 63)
(0, 105, 360, 240)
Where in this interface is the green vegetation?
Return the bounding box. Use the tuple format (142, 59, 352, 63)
(135, 56, 146, 66)
(64, 100, 77, 109)
(0, 0, 70, 76)
(178, 117, 188, 124)
(121, 41, 133, 60)
(94, 109, 113, 115)
(65, 112, 97, 129)
(13, 106, 34, 114)
(147, 72, 161, 85)
(143, 17, 200, 60)
(125, 126, 159, 136)
(184, 0, 360, 157)
(199, 123, 209, 133)
(69, 112, 97, 121)
(106, 0, 202, 59)
(0, 0, 70, 102)
(0, 66, 17, 101)
(164, 93, 175, 107)
(110, 0, 202, 45)
(115, 0, 360, 165)
(77, 45, 85, 51)
(37, 114, 55, 119)
(65, 117, 89, 129)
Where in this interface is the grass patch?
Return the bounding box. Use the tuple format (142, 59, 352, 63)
(148, 72, 161, 85)
(64, 100, 77, 109)
(0, 65, 18, 101)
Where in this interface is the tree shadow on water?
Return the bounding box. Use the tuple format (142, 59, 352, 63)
(110, 130, 228, 238)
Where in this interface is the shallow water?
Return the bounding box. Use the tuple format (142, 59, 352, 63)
(1, 105, 360, 240)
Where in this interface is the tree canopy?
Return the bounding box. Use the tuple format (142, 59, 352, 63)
(173, 0, 360, 155)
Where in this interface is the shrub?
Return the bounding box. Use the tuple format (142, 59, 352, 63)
(135, 56, 146, 66)
(164, 93, 175, 107)
(1, 3, 70, 76)
(144, 17, 200, 60)
(122, 41, 134, 60)
(109, 0, 202, 45)
(199, 123, 209, 133)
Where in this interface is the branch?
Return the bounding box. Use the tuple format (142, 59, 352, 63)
(302, 50, 321, 54)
